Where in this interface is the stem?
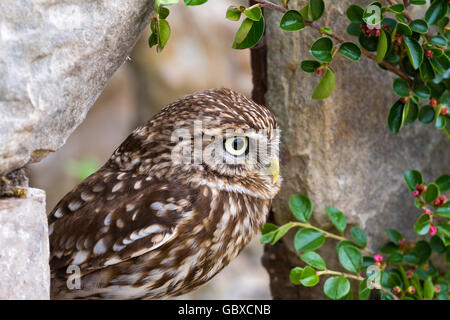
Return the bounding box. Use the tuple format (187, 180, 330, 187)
(253, 0, 413, 85)
(317, 269, 364, 281)
(317, 270, 400, 300)
(290, 222, 375, 256)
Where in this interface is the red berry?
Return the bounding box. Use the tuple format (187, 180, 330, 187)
(413, 190, 420, 197)
(407, 286, 416, 294)
(434, 285, 441, 293)
(430, 224, 437, 236)
(430, 98, 437, 107)
(393, 286, 402, 294)
(425, 49, 433, 59)
(441, 106, 448, 115)
(315, 67, 325, 76)
(424, 209, 431, 215)
(374, 254, 383, 262)
(401, 97, 409, 104)
(416, 184, 426, 192)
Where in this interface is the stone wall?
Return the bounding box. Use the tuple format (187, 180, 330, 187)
(260, 0, 450, 299)
(0, 0, 154, 299)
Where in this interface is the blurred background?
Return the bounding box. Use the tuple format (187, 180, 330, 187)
(29, 0, 271, 299)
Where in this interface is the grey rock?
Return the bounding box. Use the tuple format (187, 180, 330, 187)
(263, 1, 449, 298)
(0, 0, 154, 174)
(0, 188, 49, 299)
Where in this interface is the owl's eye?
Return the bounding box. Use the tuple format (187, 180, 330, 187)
(224, 137, 248, 156)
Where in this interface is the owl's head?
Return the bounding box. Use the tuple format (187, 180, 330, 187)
(144, 88, 281, 200)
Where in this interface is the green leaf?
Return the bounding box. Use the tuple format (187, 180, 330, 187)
(338, 245, 362, 273)
(157, 19, 171, 52)
(312, 68, 335, 100)
(184, 0, 207, 5)
(430, 235, 446, 253)
(346, 5, 364, 22)
(299, 5, 310, 20)
(294, 228, 325, 252)
(425, 0, 448, 25)
(386, 229, 403, 245)
(226, 6, 242, 21)
(404, 170, 423, 191)
(424, 183, 440, 203)
(289, 267, 304, 285)
(404, 241, 431, 265)
(430, 55, 450, 75)
(404, 36, 424, 69)
(387, 100, 407, 134)
(300, 251, 326, 270)
(414, 214, 431, 235)
(413, 83, 430, 99)
(387, 252, 403, 264)
(271, 223, 295, 244)
(289, 194, 313, 222)
(424, 277, 435, 300)
(410, 0, 426, 4)
(301, 60, 321, 73)
(436, 174, 450, 192)
(436, 223, 450, 237)
(310, 37, 333, 62)
(381, 241, 399, 254)
(404, 101, 418, 125)
(232, 17, 265, 50)
(325, 206, 347, 234)
(389, 4, 405, 14)
(324, 277, 351, 300)
(420, 58, 436, 82)
(320, 27, 333, 35)
(351, 227, 367, 248)
(395, 22, 413, 36)
(244, 5, 262, 21)
(358, 278, 371, 300)
(347, 22, 362, 36)
(309, 0, 325, 21)
(409, 19, 428, 34)
(300, 266, 320, 286)
(418, 105, 435, 124)
(148, 32, 158, 48)
(393, 78, 410, 97)
(280, 10, 305, 31)
(359, 33, 378, 51)
(339, 42, 362, 61)
(376, 29, 388, 63)
(158, 6, 170, 19)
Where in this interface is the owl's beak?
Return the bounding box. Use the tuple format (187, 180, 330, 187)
(268, 157, 279, 184)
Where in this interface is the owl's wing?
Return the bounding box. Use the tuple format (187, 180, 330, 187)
(49, 167, 194, 274)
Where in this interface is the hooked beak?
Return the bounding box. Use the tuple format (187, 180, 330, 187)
(267, 157, 279, 184)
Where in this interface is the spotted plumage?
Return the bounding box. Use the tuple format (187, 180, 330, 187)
(49, 88, 281, 299)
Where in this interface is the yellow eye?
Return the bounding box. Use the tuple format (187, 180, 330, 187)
(224, 137, 248, 156)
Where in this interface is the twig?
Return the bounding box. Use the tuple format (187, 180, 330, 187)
(290, 222, 376, 256)
(253, 0, 413, 85)
(317, 270, 364, 281)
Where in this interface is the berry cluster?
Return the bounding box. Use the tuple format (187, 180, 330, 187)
(360, 23, 381, 37)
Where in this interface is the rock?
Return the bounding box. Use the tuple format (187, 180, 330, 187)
(262, 1, 450, 298)
(0, 188, 49, 299)
(0, 0, 154, 175)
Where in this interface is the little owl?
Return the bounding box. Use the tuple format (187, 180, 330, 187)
(48, 88, 281, 299)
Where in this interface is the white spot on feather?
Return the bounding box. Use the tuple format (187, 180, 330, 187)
(93, 238, 109, 255)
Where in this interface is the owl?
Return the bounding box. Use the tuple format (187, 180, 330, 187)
(48, 88, 281, 299)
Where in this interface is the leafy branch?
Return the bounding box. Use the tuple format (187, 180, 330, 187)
(261, 170, 449, 300)
(254, 0, 412, 83)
